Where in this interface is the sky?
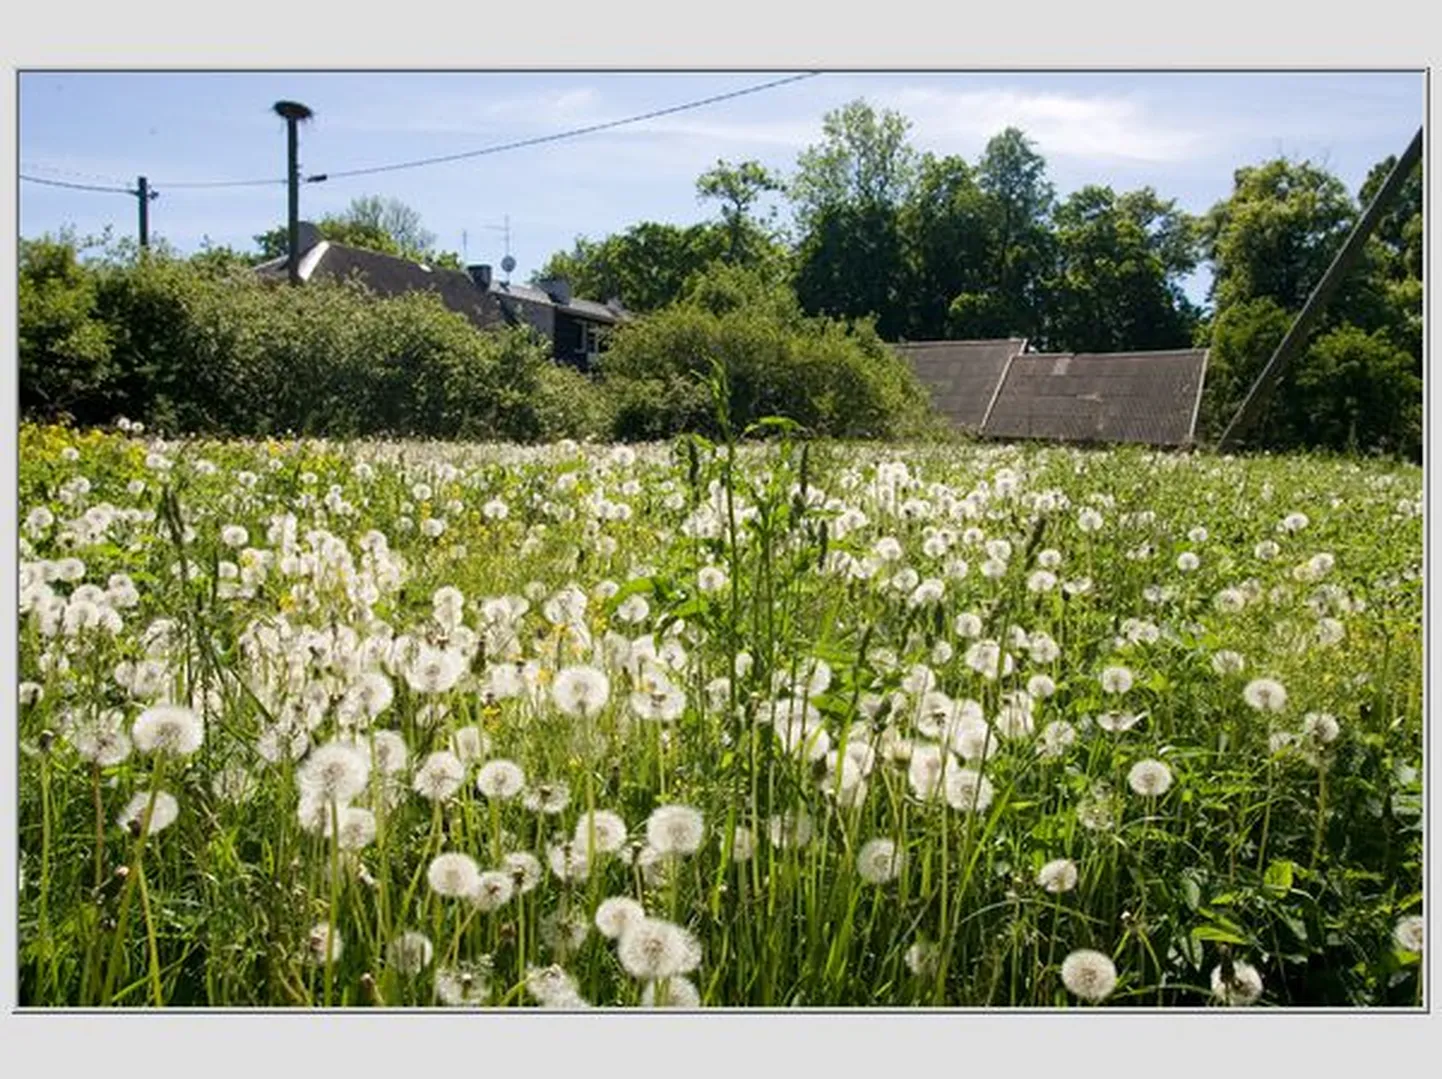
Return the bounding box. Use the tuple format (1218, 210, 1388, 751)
(18, 70, 1424, 307)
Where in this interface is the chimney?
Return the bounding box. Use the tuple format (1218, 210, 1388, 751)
(468, 264, 493, 290)
(538, 277, 573, 306)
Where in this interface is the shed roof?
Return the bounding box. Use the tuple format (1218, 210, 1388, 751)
(981, 349, 1209, 447)
(891, 338, 1027, 431)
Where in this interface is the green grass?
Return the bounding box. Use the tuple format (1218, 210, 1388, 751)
(16, 421, 1424, 1007)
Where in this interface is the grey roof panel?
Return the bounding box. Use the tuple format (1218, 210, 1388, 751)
(982, 349, 1209, 447)
(891, 339, 1026, 431)
(301, 243, 504, 331)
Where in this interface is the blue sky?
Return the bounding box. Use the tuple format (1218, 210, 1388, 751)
(19, 70, 1423, 307)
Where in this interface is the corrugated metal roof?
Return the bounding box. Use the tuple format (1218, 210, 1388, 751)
(981, 349, 1209, 447)
(891, 339, 1026, 431)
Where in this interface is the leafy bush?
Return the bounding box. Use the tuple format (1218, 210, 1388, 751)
(18, 235, 115, 418)
(21, 242, 608, 443)
(598, 264, 941, 441)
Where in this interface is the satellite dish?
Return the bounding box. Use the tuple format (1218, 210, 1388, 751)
(501, 255, 516, 275)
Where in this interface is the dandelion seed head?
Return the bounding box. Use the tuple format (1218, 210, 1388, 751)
(1210, 961, 1264, 1006)
(856, 837, 905, 884)
(387, 931, 434, 975)
(1243, 678, 1288, 713)
(307, 921, 343, 966)
(944, 767, 995, 813)
(646, 804, 705, 856)
(1394, 915, 1424, 953)
(552, 664, 611, 719)
(617, 918, 702, 981)
(471, 869, 515, 912)
(298, 740, 371, 803)
(595, 896, 647, 940)
(118, 789, 179, 835)
(1037, 858, 1079, 893)
(1061, 949, 1117, 1002)
(427, 852, 481, 898)
(640, 976, 701, 1008)
(413, 750, 466, 802)
(574, 809, 629, 856)
(1127, 759, 1173, 797)
(131, 703, 205, 757)
(476, 758, 526, 800)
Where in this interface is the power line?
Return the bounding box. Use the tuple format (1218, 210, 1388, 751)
(22, 162, 132, 186)
(20, 173, 134, 195)
(316, 71, 821, 182)
(157, 175, 288, 190)
(20, 72, 822, 195)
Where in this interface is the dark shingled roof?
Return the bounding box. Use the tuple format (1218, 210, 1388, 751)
(257, 241, 506, 331)
(891, 339, 1026, 431)
(255, 234, 628, 331)
(981, 349, 1210, 447)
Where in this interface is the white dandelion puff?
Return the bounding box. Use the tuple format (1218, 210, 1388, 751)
(1210, 961, 1265, 1006)
(1393, 915, 1424, 953)
(552, 665, 611, 719)
(427, 852, 481, 899)
(1127, 759, 1173, 797)
(471, 870, 515, 912)
(595, 896, 647, 940)
(1243, 678, 1288, 713)
(476, 759, 526, 800)
(640, 976, 701, 1008)
(1037, 858, 1079, 894)
(131, 703, 205, 757)
(617, 918, 702, 981)
(387, 931, 434, 975)
(413, 750, 466, 802)
(1061, 949, 1117, 1002)
(856, 837, 905, 884)
(645, 804, 705, 856)
(118, 790, 179, 835)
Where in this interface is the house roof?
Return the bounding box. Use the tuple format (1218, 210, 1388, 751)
(981, 348, 1210, 447)
(891, 338, 1026, 431)
(256, 240, 503, 330)
(255, 227, 627, 328)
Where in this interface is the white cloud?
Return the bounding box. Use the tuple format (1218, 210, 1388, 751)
(876, 86, 1208, 164)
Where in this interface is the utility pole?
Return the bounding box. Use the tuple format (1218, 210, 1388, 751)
(133, 175, 158, 249)
(273, 100, 314, 285)
(1218, 126, 1423, 450)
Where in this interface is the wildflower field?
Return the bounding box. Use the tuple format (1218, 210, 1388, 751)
(16, 420, 1425, 1008)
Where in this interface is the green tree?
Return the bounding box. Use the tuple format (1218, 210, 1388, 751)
(696, 158, 785, 267)
(948, 127, 1055, 342)
(1043, 185, 1200, 353)
(898, 153, 994, 339)
(1199, 153, 1421, 460)
(791, 100, 918, 340)
(1288, 324, 1420, 458)
(254, 195, 461, 268)
(19, 232, 114, 419)
(535, 221, 729, 313)
(1201, 158, 1355, 312)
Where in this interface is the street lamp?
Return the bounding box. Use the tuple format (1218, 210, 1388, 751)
(273, 100, 314, 285)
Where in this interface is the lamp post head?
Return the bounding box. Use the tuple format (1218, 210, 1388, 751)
(273, 100, 313, 123)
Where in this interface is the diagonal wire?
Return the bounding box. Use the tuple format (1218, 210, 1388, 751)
(20, 173, 135, 195)
(315, 71, 821, 182)
(22, 162, 133, 186)
(22, 72, 822, 193)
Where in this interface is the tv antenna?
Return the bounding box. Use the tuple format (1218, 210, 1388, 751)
(478, 215, 512, 280)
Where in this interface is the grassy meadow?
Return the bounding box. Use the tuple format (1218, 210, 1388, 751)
(15, 420, 1424, 1007)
